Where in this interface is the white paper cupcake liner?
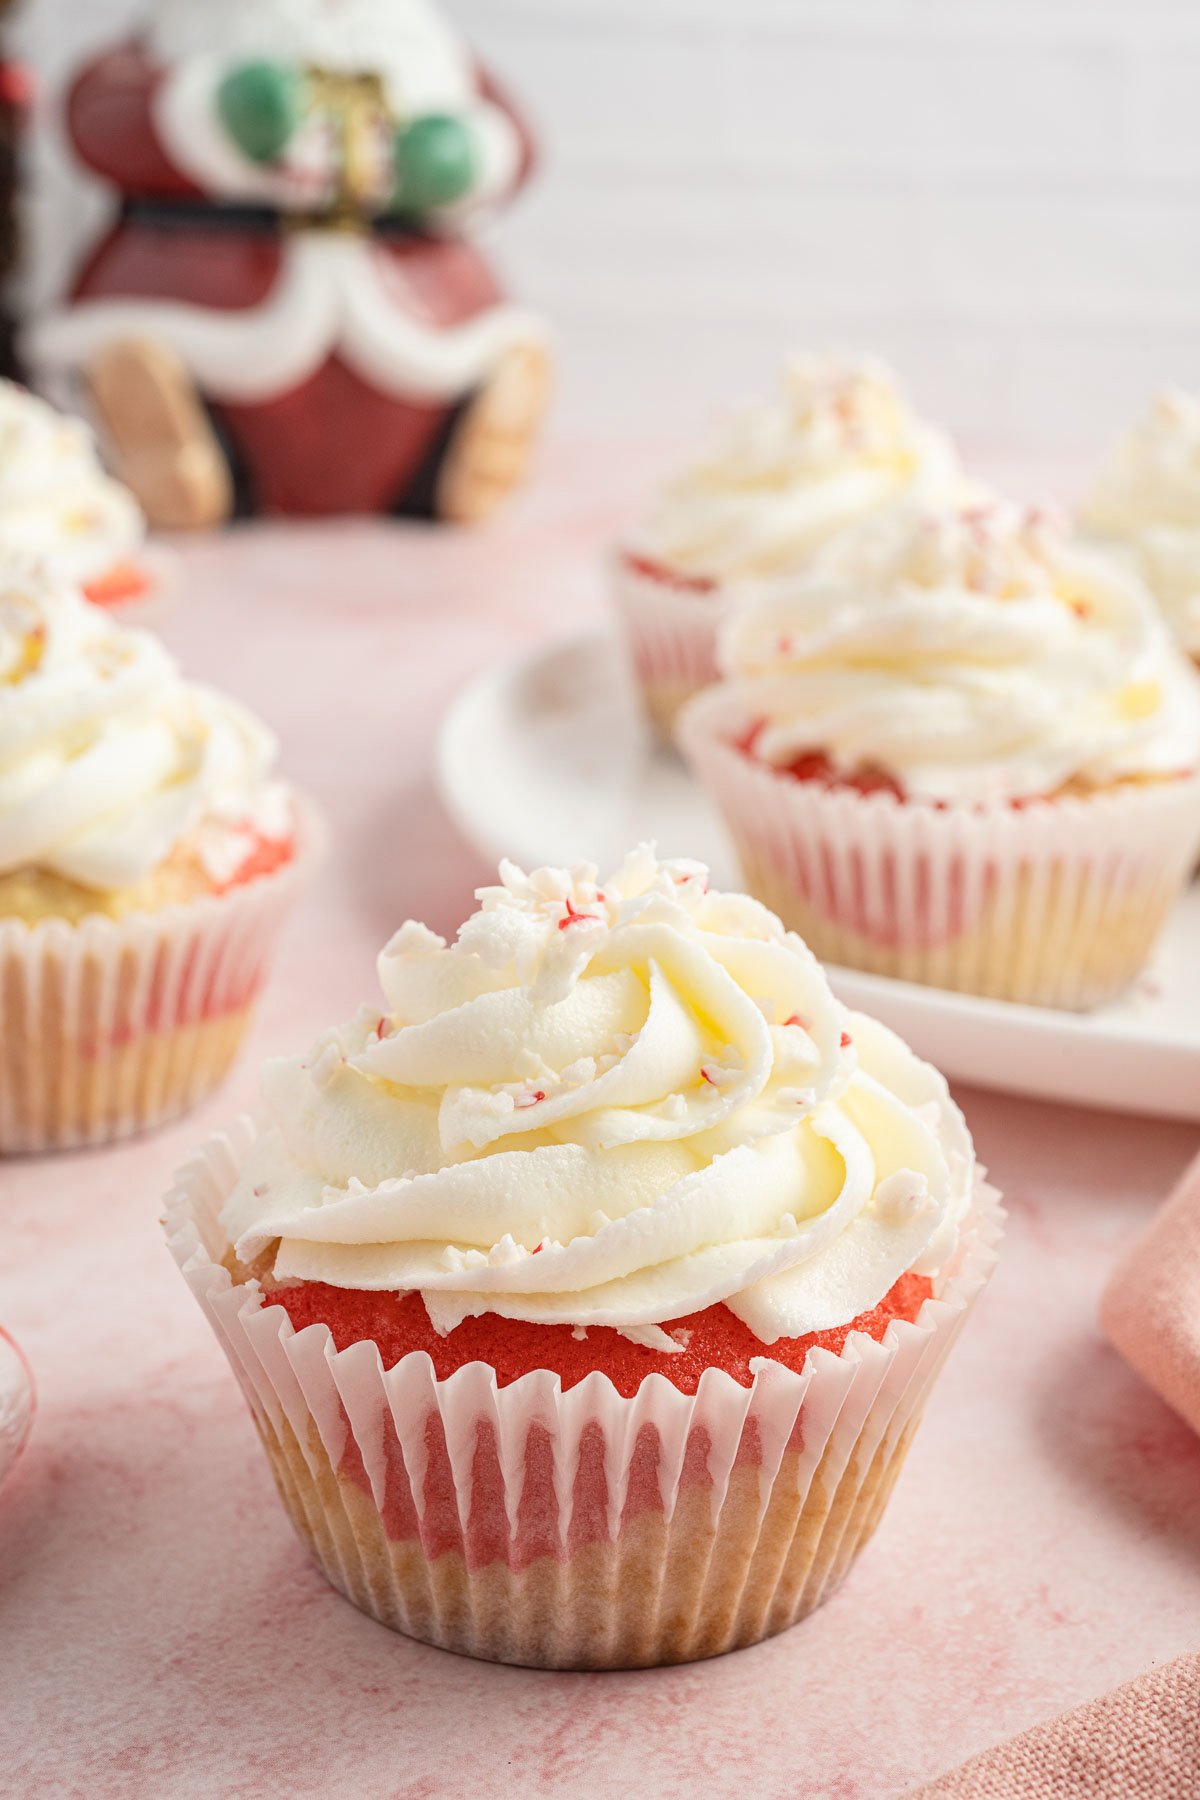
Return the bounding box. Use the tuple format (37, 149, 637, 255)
(164, 1120, 1002, 1670)
(0, 1326, 34, 1494)
(610, 550, 729, 740)
(0, 798, 323, 1154)
(680, 685, 1200, 1010)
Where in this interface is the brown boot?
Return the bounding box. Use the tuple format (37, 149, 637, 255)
(86, 337, 233, 531)
(435, 341, 552, 525)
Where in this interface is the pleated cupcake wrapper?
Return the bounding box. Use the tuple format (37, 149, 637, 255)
(610, 550, 729, 740)
(0, 799, 323, 1154)
(164, 1120, 1002, 1670)
(0, 1327, 34, 1491)
(680, 686, 1200, 1010)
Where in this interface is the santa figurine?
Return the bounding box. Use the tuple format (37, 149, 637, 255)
(27, 0, 551, 526)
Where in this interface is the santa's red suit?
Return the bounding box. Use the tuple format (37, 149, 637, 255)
(29, 3, 547, 518)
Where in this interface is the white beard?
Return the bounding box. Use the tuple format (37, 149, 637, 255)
(147, 0, 476, 113)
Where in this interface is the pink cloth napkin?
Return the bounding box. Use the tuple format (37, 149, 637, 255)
(1100, 1147, 1200, 1438)
(913, 1654, 1200, 1797)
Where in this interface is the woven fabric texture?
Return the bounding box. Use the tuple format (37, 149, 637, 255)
(915, 1654, 1200, 1798)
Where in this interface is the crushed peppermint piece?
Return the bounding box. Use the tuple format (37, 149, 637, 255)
(873, 1170, 933, 1227)
(558, 896, 602, 931)
(309, 1039, 344, 1090)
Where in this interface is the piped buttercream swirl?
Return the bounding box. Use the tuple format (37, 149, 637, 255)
(717, 500, 1200, 802)
(627, 356, 964, 584)
(0, 564, 285, 891)
(224, 848, 976, 1348)
(1083, 391, 1200, 658)
(0, 382, 143, 588)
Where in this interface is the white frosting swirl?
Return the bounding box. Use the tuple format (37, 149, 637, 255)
(628, 356, 964, 584)
(718, 501, 1200, 803)
(0, 566, 285, 891)
(224, 849, 975, 1348)
(0, 383, 143, 588)
(1083, 392, 1200, 658)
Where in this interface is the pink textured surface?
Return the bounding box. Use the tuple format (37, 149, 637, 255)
(1101, 1151, 1200, 1441)
(1, 446, 1198, 1799)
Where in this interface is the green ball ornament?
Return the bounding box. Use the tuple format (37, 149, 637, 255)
(217, 61, 302, 166)
(394, 114, 479, 212)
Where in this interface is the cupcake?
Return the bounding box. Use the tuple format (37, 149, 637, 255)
(679, 501, 1200, 1009)
(1082, 391, 1200, 666)
(613, 356, 964, 739)
(0, 561, 317, 1151)
(0, 380, 149, 608)
(165, 847, 1001, 1670)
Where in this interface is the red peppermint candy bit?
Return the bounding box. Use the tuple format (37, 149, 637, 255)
(840, 1031, 853, 1049)
(376, 1016, 392, 1041)
(515, 1090, 547, 1109)
(700, 1067, 718, 1087)
(558, 897, 600, 931)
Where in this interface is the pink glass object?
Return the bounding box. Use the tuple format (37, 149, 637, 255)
(0, 1326, 33, 1491)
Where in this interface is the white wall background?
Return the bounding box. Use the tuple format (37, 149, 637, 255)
(13, 0, 1200, 459)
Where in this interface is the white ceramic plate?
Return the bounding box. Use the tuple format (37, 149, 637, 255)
(437, 632, 1200, 1122)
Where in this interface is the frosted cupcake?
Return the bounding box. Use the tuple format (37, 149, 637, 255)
(680, 502, 1200, 1009)
(165, 847, 1001, 1670)
(0, 561, 316, 1150)
(0, 381, 149, 607)
(1082, 391, 1200, 665)
(613, 356, 964, 738)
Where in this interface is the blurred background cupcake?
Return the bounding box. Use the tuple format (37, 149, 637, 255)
(166, 847, 1000, 1670)
(680, 501, 1200, 1008)
(0, 559, 317, 1151)
(0, 377, 150, 607)
(612, 355, 966, 740)
(1082, 391, 1200, 669)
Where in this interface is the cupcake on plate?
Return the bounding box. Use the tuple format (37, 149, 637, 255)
(613, 355, 964, 739)
(0, 559, 318, 1151)
(679, 501, 1200, 1009)
(165, 847, 1001, 1670)
(1082, 391, 1200, 666)
(0, 380, 150, 608)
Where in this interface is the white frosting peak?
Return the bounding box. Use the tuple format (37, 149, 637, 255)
(719, 500, 1200, 802)
(1084, 391, 1200, 657)
(224, 849, 976, 1346)
(0, 382, 143, 588)
(0, 564, 284, 890)
(629, 355, 964, 583)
